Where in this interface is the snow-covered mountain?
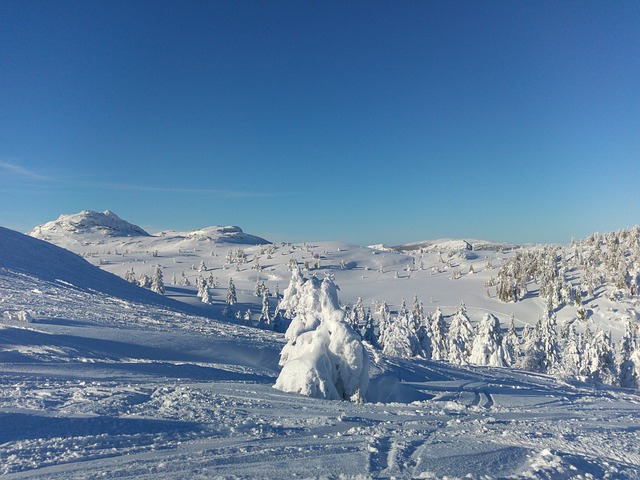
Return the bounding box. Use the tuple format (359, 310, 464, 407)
(1, 223, 639, 478)
(181, 225, 270, 245)
(30, 210, 150, 239)
(29, 210, 271, 248)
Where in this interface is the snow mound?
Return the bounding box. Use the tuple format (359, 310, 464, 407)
(395, 238, 519, 252)
(366, 244, 394, 252)
(274, 271, 369, 401)
(30, 210, 149, 238)
(183, 225, 270, 245)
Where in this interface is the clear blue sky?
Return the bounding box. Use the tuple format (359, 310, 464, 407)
(1, 1, 639, 245)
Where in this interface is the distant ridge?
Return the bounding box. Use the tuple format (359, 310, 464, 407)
(29, 210, 271, 246)
(392, 238, 520, 252)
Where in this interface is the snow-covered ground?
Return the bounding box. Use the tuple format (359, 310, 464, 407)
(0, 212, 638, 478)
(28, 210, 640, 342)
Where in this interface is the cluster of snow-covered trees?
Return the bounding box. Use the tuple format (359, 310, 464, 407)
(347, 295, 640, 389)
(494, 227, 640, 308)
(272, 263, 640, 396)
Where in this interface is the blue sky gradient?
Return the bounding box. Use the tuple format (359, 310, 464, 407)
(1, 1, 639, 244)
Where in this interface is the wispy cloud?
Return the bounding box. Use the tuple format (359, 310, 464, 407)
(0, 162, 293, 198)
(79, 181, 290, 198)
(0, 161, 51, 181)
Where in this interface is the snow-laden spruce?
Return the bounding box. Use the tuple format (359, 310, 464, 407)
(447, 302, 474, 365)
(470, 313, 507, 366)
(274, 269, 369, 401)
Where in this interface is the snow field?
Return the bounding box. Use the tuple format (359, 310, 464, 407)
(0, 215, 637, 477)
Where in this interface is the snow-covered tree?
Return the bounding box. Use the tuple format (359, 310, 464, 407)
(501, 314, 521, 367)
(579, 325, 594, 378)
(274, 275, 369, 401)
(125, 268, 136, 283)
(617, 319, 639, 388)
(138, 273, 151, 289)
(258, 289, 271, 328)
(447, 302, 474, 365)
(560, 322, 582, 378)
(151, 266, 164, 295)
(537, 310, 561, 373)
(378, 301, 390, 323)
(519, 324, 544, 372)
(361, 310, 377, 347)
(411, 294, 424, 322)
(226, 278, 237, 306)
(277, 266, 305, 319)
(428, 307, 448, 361)
(470, 313, 506, 367)
(201, 284, 211, 304)
(353, 297, 366, 329)
(583, 328, 617, 385)
(378, 313, 422, 358)
(196, 276, 206, 298)
(399, 298, 408, 316)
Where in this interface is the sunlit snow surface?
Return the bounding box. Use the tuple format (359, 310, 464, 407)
(0, 222, 637, 478)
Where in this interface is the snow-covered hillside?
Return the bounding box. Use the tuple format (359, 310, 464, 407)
(2, 225, 640, 478)
(29, 211, 639, 345)
(1, 214, 639, 477)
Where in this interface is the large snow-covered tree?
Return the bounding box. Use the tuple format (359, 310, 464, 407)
(470, 313, 506, 367)
(378, 313, 422, 358)
(447, 302, 474, 365)
(274, 273, 369, 401)
(429, 307, 448, 361)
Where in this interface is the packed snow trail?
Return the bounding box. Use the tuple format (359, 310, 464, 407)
(2, 306, 639, 478)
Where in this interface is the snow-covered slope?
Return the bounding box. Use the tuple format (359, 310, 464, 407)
(0, 226, 203, 314)
(1, 224, 640, 478)
(26, 212, 640, 346)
